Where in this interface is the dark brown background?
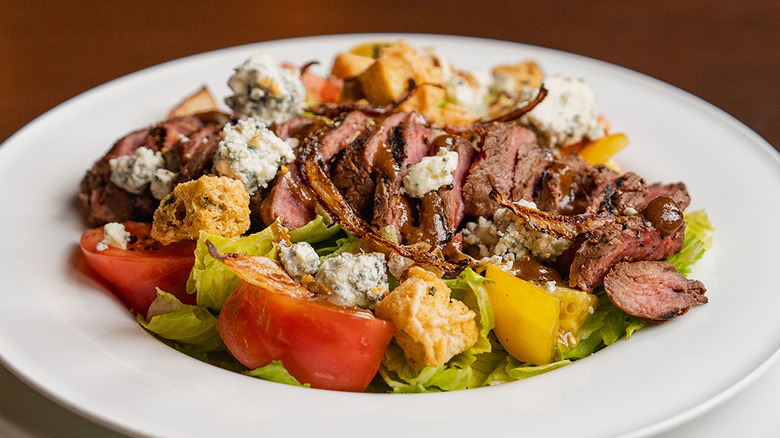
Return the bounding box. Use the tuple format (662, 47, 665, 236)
(2, 1, 779, 152)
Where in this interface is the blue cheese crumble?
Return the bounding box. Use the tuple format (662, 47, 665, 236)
(462, 203, 571, 263)
(150, 168, 176, 200)
(108, 147, 165, 194)
(315, 252, 389, 309)
(521, 74, 605, 149)
(402, 147, 459, 198)
(225, 53, 306, 125)
(213, 118, 295, 195)
(96, 222, 131, 251)
(278, 242, 320, 282)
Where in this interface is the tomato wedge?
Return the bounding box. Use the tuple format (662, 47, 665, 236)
(80, 221, 196, 316)
(218, 280, 395, 392)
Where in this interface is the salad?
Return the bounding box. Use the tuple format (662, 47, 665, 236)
(77, 40, 713, 392)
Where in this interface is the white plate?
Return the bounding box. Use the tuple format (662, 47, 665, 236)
(0, 34, 778, 438)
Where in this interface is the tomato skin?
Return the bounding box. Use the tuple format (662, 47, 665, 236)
(80, 221, 196, 316)
(218, 281, 395, 392)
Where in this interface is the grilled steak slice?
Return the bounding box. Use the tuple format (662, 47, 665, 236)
(372, 115, 433, 240)
(330, 144, 376, 218)
(511, 141, 554, 203)
(604, 261, 707, 322)
(568, 215, 685, 291)
(259, 163, 317, 229)
(406, 191, 452, 248)
(534, 154, 590, 215)
(463, 123, 537, 217)
(170, 126, 220, 183)
(439, 135, 477, 231)
(78, 115, 216, 225)
(319, 110, 370, 162)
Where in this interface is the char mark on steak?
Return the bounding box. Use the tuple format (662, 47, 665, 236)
(371, 115, 434, 242)
(462, 123, 537, 217)
(568, 214, 685, 291)
(604, 261, 707, 322)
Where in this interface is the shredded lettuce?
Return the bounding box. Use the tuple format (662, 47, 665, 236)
(138, 290, 223, 353)
(667, 209, 714, 274)
(246, 361, 310, 387)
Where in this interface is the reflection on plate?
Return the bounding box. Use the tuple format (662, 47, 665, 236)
(0, 34, 779, 438)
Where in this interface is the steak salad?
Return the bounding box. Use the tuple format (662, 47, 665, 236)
(78, 40, 713, 392)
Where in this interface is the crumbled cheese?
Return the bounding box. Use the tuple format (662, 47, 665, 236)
(150, 168, 176, 200)
(213, 118, 295, 195)
(108, 147, 165, 194)
(444, 71, 492, 117)
(96, 222, 131, 251)
(462, 207, 571, 263)
(315, 252, 389, 309)
(225, 53, 306, 125)
(522, 74, 605, 148)
(402, 148, 459, 198)
(278, 242, 320, 282)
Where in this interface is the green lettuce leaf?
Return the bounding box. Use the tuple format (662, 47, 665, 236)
(288, 215, 343, 244)
(558, 291, 646, 360)
(186, 226, 280, 311)
(483, 354, 571, 385)
(378, 344, 472, 393)
(245, 361, 310, 387)
(445, 269, 495, 368)
(139, 290, 223, 353)
(667, 209, 714, 274)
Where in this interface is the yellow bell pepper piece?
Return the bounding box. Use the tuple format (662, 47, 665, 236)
(546, 284, 599, 334)
(484, 265, 560, 365)
(348, 41, 394, 59)
(578, 133, 629, 165)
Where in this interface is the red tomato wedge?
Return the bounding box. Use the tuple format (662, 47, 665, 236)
(218, 280, 395, 392)
(80, 221, 196, 316)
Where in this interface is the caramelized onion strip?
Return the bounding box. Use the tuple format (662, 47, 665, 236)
(206, 240, 314, 298)
(307, 79, 419, 119)
(489, 86, 548, 123)
(489, 189, 619, 239)
(300, 141, 467, 273)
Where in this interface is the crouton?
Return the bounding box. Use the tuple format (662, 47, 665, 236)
(358, 40, 446, 115)
(491, 61, 544, 92)
(167, 86, 218, 119)
(374, 266, 478, 370)
(330, 52, 375, 79)
(151, 175, 250, 245)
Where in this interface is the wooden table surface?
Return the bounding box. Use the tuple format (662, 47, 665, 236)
(1, 0, 778, 151)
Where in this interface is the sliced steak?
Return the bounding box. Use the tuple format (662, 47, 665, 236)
(319, 111, 370, 162)
(534, 154, 589, 215)
(568, 215, 685, 291)
(372, 115, 434, 240)
(330, 144, 376, 218)
(463, 123, 537, 217)
(604, 261, 707, 322)
(511, 141, 554, 203)
(259, 163, 317, 229)
(439, 134, 477, 231)
(173, 131, 221, 184)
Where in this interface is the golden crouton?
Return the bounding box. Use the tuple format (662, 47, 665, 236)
(151, 175, 250, 245)
(167, 86, 218, 119)
(358, 40, 446, 115)
(491, 61, 544, 91)
(374, 266, 478, 371)
(330, 52, 375, 79)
